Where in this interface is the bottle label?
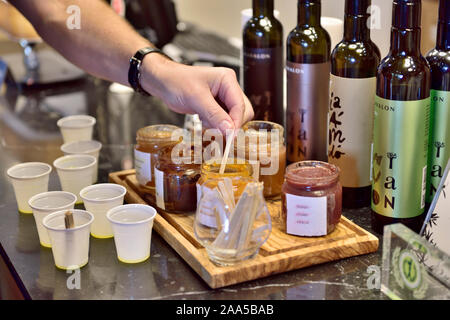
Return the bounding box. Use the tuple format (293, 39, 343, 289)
(154, 168, 165, 210)
(286, 61, 330, 162)
(244, 47, 284, 124)
(134, 149, 151, 186)
(426, 90, 450, 203)
(329, 75, 376, 188)
(372, 96, 430, 218)
(286, 194, 327, 237)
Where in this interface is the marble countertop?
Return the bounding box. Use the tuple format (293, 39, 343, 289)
(0, 44, 387, 300)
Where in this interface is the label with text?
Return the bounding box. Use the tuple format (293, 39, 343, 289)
(372, 96, 430, 218)
(286, 61, 330, 162)
(286, 194, 327, 237)
(244, 47, 284, 124)
(134, 149, 151, 186)
(154, 168, 165, 210)
(329, 75, 376, 188)
(426, 89, 450, 203)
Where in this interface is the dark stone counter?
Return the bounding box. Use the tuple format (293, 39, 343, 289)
(0, 43, 387, 300)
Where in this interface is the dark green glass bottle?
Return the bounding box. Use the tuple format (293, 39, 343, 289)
(286, 0, 331, 163)
(243, 0, 284, 126)
(425, 0, 450, 205)
(329, 0, 381, 209)
(371, 0, 431, 234)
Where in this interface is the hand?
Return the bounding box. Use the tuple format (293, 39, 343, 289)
(141, 54, 254, 133)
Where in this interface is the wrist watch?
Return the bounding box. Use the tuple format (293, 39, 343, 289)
(128, 47, 171, 96)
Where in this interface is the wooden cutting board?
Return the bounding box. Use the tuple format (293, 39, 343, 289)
(109, 169, 379, 289)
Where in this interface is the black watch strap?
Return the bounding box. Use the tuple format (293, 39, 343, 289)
(128, 47, 170, 96)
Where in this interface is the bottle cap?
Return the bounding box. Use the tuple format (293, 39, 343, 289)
(392, 0, 422, 29)
(345, 0, 371, 16)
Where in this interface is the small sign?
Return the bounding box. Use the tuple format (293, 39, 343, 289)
(421, 159, 450, 256)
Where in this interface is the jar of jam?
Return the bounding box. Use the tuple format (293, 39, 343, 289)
(281, 161, 342, 237)
(154, 142, 201, 213)
(134, 125, 181, 205)
(234, 121, 286, 199)
(196, 160, 255, 228)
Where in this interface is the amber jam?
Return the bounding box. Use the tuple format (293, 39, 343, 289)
(197, 160, 255, 204)
(281, 161, 342, 236)
(134, 125, 181, 205)
(234, 121, 286, 199)
(154, 142, 201, 213)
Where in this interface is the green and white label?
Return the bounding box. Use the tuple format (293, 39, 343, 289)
(371, 96, 430, 218)
(426, 90, 450, 203)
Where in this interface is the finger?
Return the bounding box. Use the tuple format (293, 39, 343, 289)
(242, 94, 255, 125)
(191, 93, 235, 135)
(212, 69, 246, 129)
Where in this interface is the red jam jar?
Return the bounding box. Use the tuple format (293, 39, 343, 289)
(281, 161, 342, 237)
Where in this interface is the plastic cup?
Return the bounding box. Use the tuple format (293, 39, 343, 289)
(80, 184, 127, 239)
(57, 115, 96, 144)
(43, 209, 94, 270)
(53, 155, 96, 204)
(107, 204, 157, 264)
(7, 162, 52, 214)
(28, 191, 77, 248)
(61, 140, 102, 183)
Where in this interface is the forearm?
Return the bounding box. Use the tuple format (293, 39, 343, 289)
(10, 0, 151, 86)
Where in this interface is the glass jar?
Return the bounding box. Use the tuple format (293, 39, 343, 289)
(154, 142, 201, 213)
(194, 181, 272, 266)
(196, 160, 255, 228)
(234, 121, 286, 199)
(281, 161, 342, 237)
(134, 124, 181, 205)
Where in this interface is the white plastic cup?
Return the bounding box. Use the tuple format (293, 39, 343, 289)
(57, 115, 96, 144)
(61, 140, 102, 183)
(28, 191, 77, 248)
(7, 162, 52, 214)
(53, 155, 97, 204)
(43, 209, 94, 270)
(107, 204, 157, 264)
(80, 184, 127, 239)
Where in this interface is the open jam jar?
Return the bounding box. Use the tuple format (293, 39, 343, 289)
(135, 125, 181, 205)
(154, 142, 201, 213)
(196, 160, 255, 228)
(234, 121, 286, 199)
(281, 161, 342, 237)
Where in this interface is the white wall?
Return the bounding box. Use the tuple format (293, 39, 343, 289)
(174, 0, 393, 57)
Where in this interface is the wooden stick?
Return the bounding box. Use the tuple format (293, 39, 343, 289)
(218, 180, 234, 212)
(219, 130, 235, 175)
(223, 178, 235, 209)
(64, 211, 75, 229)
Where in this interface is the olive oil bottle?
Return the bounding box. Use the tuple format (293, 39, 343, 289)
(329, 0, 381, 209)
(243, 0, 284, 126)
(286, 0, 331, 163)
(425, 0, 450, 205)
(371, 0, 431, 234)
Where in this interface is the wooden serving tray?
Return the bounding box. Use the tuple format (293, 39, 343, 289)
(109, 169, 379, 289)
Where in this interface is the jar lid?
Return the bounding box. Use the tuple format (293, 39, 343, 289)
(285, 161, 340, 189)
(236, 120, 284, 149)
(136, 124, 181, 142)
